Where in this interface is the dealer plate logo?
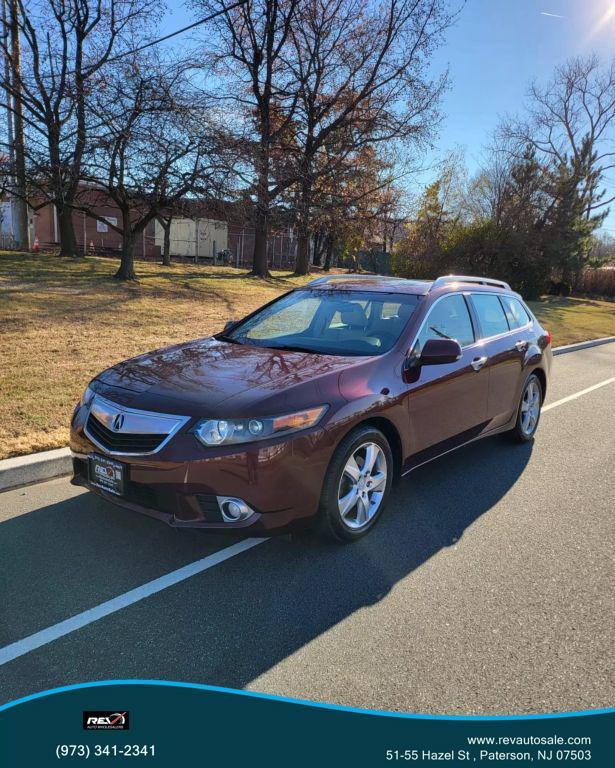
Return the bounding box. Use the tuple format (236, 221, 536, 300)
(94, 464, 121, 481)
(83, 711, 130, 730)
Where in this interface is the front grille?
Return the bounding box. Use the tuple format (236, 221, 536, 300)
(86, 413, 167, 454)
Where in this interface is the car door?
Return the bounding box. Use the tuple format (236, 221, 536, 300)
(468, 292, 526, 429)
(405, 293, 490, 460)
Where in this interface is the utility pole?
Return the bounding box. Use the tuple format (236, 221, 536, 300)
(1, 0, 16, 241)
(8, 0, 29, 250)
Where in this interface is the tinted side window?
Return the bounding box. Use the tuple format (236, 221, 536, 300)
(500, 296, 531, 329)
(417, 294, 475, 348)
(471, 294, 510, 337)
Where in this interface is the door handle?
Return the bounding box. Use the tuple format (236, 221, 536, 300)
(471, 355, 488, 371)
(515, 340, 528, 351)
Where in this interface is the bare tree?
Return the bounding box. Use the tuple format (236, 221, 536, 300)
(194, 0, 299, 277)
(83, 55, 236, 279)
(378, 184, 410, 254)
(0, 0, 156, 257)
(464, 151, 512, 226)
(156, 211, 174, 266)
(500, 55, 615, 218)
(279, 0, 453, 275)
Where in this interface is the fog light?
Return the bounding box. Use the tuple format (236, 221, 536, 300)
(216, 496, 255, 523)
(226, 501, 242, 518)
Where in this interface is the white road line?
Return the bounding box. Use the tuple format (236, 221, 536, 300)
(1, 375, 614, 669)
(0, 537, 267, 667)
(543, 377, 615, 412)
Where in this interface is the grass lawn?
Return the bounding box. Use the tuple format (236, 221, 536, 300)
(1, 251, 614, 459)
(0, 252, 317, 459)
(526, 295, 615, 347)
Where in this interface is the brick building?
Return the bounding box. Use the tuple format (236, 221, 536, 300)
(3, 190, 302, 268)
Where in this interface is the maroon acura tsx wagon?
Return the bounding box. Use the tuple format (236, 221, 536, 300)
(70, 274, 552, 541)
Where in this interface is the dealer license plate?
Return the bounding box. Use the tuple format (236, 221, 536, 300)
(89, 454, 125, 496)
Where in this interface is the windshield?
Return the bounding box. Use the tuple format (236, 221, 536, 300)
(219, 289, 422, 356)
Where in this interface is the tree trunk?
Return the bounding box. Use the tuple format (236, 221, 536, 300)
(294, 223, 311, 276)
(115, 231, 137, 280)
(57, 206, 80, 258)
(249, 156, 271, 277)
(160, 219, 171, 266)
(251, 209, 270, 277)
(323, 235, 334, 271)
(312, 231, 322, 266)
(294, 176, 312, 276)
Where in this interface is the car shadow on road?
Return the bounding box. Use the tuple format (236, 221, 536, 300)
(0, 435, 533, 703)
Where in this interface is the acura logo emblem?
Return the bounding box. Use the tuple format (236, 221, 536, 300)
(112, 413, 125, 431)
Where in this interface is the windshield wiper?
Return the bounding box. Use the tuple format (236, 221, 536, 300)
(215, 333, 242, 344)
(265, 343, 316, 354)
(429, 326, 452, 340)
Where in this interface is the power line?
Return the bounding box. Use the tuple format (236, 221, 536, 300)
(102, 0, 247, 67)
(5, 0, 247, 81)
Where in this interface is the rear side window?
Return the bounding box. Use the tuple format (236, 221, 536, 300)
(471, 294, 510, 337)
(500, 296, 531, 329)
(417, 294, 475, 348)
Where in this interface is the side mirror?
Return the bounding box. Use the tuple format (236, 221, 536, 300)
(223, 320, 237, 333)
(419, 338, 462, 365)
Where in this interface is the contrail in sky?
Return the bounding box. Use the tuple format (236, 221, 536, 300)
(540, 11, 566, 18)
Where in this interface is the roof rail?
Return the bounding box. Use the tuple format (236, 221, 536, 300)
(431, 275, 511, 291)
(306, 273, 383, 286)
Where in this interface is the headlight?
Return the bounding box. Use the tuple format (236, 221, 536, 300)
(193, 406, 328, 447)
(80, 384, 96, 408)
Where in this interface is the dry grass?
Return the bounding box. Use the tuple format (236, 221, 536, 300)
(1, 251, 614, 459)
(0, 252, 316, 459)
(527, 295, 615, 346)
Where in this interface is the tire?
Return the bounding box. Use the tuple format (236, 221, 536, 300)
(508, 373, 543, 443)
(318, 425, 393, 543)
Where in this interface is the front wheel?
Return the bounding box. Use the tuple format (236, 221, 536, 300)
(508, 373, 543, 442)
(318, 426, 393, 542)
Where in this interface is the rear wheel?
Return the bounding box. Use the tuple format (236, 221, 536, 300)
(318, 426, 393, 542)
(508, 373, 543, 442)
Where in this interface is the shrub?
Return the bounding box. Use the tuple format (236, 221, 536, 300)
(576, 268, 615, 297)
(440, 222, 547, 299)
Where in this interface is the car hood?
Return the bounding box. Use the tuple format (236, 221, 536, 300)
(94, 337, 367, 416)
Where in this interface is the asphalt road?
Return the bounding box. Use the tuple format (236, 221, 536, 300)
(0, 344, 614, 714)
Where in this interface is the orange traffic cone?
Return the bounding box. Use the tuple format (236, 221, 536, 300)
(33, 236, 40, 252)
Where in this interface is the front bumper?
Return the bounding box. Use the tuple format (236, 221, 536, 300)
(70, 403, 334, 533)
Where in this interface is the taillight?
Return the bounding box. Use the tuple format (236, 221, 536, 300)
(544, 330, 552, 346)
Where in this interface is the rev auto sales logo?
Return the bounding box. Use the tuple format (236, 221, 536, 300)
(83, 711, 130, 730)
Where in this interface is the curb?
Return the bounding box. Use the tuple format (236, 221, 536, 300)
(1, 336, 614, 493)
(552, 335, 615, 356)
(0, 447, 72, 494)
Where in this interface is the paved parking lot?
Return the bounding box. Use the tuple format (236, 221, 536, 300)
(0, 344, 614, 714)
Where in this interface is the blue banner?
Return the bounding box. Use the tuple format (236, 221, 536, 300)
(0, 681, 612, 766)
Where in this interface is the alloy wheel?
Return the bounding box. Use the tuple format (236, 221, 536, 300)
(520, 379, 541, 436)
(337, 442, 388, 530)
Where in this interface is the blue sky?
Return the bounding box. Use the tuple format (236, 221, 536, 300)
(430, 0, 615, 233)
(163, 0, 615, 232)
